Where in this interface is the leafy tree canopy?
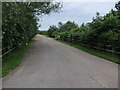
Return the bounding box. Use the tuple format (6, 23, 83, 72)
(2, 1, 62, 54)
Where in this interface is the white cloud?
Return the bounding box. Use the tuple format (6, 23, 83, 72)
(38, 2, 117, 30)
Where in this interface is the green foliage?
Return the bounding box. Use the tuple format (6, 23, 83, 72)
(46, 21, 78, 38)
(51, 31, 59, 37)
(58, 21, 78, 32)
(2, 40, 33, 77)
(68, 25, 88, 43)
(44, 1, 120, 53)
(47, 25, 58, 37)
(38, 30, 47, 35)
(59, 31, 69, 41)
(2, 2, 62, 54)
(115, 1, 120, 16)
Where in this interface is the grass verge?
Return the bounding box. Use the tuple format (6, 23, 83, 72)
(2, 40, 34, 77)
(42, 35, 119, 64)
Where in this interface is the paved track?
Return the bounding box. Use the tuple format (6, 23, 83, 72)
(3, 35, 118, 88)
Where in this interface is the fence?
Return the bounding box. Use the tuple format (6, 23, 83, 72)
(0, 47, 16, 58)
(65, 37, 120, 54)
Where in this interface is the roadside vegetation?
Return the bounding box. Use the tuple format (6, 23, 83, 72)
(2, 2, 62, 77)
(2, 41, 33, 77)
(39, 1, 120, 64)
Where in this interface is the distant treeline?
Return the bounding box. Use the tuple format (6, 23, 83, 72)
(2, 2, 62, 55)
(39, 1, 120, 53)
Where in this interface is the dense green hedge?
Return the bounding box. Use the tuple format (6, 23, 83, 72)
(41, 1, 120, 53)
(2, 2, 62, 55)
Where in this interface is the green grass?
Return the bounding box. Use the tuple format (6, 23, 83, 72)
(2, 40, 34, 77)
(42, 34, 49, 37)
(42, 34, 55, 39)
(42, 34, 119, 64)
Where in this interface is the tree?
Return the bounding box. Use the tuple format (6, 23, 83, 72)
(44, 1, 120, 52)
(47, 25, 58, 37)
(96, 12, 100, 18)
(58, 22, 62, 28)
(115, 1, 120, 18)
(58, 21, 78, 32)
(2, 1, 62, 54)
(115, 1, 120, 12)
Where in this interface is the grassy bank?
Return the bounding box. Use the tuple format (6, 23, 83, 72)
(43, 35, 119, 64)
(2, 40, 33, 77)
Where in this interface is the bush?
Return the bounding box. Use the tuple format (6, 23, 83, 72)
(44, 1, 120, 53)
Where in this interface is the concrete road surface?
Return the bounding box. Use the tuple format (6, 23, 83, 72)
(3, 35, 118, 88)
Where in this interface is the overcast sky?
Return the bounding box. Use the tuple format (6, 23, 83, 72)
(38, 0, 119, 31)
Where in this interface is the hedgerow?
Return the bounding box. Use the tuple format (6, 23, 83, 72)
(44, 1, 120, 53)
